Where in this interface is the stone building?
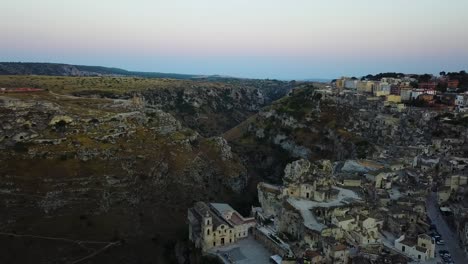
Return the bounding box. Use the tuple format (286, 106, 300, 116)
(323, 240, 350, 264)
(394, 234, 435, 261)
(187, 202, 255, 252)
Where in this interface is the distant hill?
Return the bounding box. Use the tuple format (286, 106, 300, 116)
(302, 78, 333, 83)
(0, 62, 201, 79)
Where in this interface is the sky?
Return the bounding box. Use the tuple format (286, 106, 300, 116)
(1, 0, 468, 80)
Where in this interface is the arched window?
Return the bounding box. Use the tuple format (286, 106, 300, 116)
(207, 229, 210, 235)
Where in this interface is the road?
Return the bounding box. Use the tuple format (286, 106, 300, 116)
(426, 192, 468, 263)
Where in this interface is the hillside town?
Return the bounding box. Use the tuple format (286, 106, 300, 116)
(188, 72, 468, 264)
(333, 73, 468, 112)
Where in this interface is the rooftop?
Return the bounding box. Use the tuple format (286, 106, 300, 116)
(287, 187, 361, 231)
(208, 236, 274, 264)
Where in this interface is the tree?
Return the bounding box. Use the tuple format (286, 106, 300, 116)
(436, 82, 447, 93)
(418, 74, 433, 83)
(440, 71, 446, 76)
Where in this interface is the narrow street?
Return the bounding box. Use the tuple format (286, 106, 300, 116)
(426, 192, 467, 263)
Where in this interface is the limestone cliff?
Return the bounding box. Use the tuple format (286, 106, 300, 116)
(0, 92, 248, 263)
(224, 86, 367, 182)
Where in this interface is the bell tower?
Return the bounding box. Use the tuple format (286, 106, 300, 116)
(202, 211, 214, 249)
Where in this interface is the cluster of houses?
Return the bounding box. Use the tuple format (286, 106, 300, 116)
(188, 158, 442, 263)
(188, 83, 468, 263)
(334, 76, 468, 112)
(252, 157, 441, 263)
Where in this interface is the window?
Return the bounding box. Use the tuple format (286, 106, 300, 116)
(418, 255, 421, 260)
(230, 230, 232, 234)
(207, 220, 210, 225)
(213, 242, 216, 247)
(421, 243, 426, 247)
(207, 229, 210, 235)
(402, 246, 405, 252)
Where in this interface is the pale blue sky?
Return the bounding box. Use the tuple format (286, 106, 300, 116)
(1, 0, 468, 79)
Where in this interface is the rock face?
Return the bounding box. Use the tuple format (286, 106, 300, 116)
(224, 87, 363, 181)
(283, 159, 311, 183)
(138, 80, 292, 137)
(210, 137, 233, 161)
(283, 159, 333, 184)
(0, 91, 248, 263)
(48, 115, 74, 126)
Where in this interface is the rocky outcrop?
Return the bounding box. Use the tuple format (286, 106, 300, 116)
(283, 159, 333, 184)
(284, 159, 311, 183)
(49, 115, 74, 126)
(210, 137, 233, 161)
(273, 134, 312, 159)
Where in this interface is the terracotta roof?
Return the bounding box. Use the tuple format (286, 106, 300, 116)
(304, 250, 322, 259)
(333, 244, 348, 251)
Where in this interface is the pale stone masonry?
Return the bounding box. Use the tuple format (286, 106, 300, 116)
(187, 202, 256, 252)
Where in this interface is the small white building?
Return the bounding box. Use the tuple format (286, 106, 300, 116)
(394, 234, 435, 261)
(455, 95, 465, 106)
(344, 79, 358, 90)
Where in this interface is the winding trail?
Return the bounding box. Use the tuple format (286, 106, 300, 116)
(0, 232, 121, 263)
